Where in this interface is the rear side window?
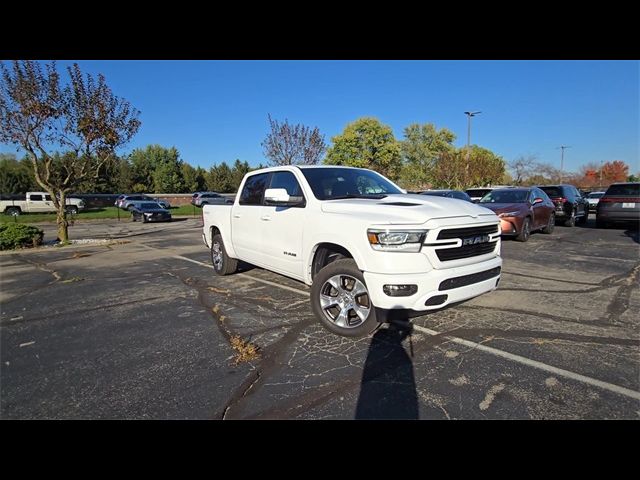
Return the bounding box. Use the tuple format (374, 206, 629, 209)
(29, 194, 43, 201)
(539, 187, 561, 198)
(605, 184, 640, 196)
(466, 189, 491, 197)
(239, 173, 270, 205)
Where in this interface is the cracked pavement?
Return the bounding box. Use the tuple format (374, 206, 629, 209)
(1, 216, 638, 419)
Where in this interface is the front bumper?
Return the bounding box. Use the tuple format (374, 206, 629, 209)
(363, 255, 502, 311)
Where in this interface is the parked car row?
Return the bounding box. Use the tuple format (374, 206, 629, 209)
(115, 194, 171, 210)
(421, 182, 638, 242)
(191, 191, 234, 207)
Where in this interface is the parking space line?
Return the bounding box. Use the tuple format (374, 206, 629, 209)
(165, 253, 311, 297)
(412, 325, 640, 402)
(169, 250, 640, 402)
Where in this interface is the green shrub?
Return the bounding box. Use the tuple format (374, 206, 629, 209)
(0, 224, 44, 250)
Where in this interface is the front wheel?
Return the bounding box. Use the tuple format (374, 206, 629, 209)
(211, 233, 238, 275)
(65, 206, 78, 215)
(310, 259, 380, 337)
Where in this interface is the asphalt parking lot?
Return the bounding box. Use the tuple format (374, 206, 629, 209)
(1, 216, 639, 419)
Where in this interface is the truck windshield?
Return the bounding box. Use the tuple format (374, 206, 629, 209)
(299, 168, 401, 200)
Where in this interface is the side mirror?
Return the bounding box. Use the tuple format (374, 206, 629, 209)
(264, 188, 305, 206)
(533, 197, 544, 205)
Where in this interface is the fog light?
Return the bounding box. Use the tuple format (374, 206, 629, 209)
(425, 294, 448, 306)
(383, 284, 418, 297)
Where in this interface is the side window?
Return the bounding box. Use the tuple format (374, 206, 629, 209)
(44, 194, 52, 201)
(529, 190, 536, 203)
(29, 194, 43, 201)
(239, 173, 270, 206)
(269, 171, 304, 198)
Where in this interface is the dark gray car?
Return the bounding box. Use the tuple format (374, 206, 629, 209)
(130, 202, 172, 223)
(420, 189, 473, 202)
(596, 182, 639, 228)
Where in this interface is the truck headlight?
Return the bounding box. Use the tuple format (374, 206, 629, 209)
(367, 229, 427, 252)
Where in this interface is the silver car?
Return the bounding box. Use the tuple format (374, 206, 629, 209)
(586, 191, 605, 212)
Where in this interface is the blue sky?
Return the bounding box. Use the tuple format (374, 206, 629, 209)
(1, 60, 638, 174)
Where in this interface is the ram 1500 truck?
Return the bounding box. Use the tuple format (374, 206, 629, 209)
(0, 192, 85, 216)
(202, 166, 502, 337)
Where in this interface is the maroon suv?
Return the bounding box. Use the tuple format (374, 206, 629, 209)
(478, 187, 556, 242)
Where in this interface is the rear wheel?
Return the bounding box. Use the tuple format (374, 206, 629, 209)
(564, 209, 576, 227)
(310, 259, 380, 337)
(65, 206, 78, 215)
(541, 213, 555, 234)
(576, 209, 588, 225)
(211, 233, 238, 275)
(4, 207, 21, 216)
(516, 217, 531, 242)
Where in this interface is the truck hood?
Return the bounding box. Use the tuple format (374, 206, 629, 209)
(320, 194, 497, 225)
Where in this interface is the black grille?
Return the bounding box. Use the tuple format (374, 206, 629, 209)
(439, 267, 501, 291)
(436, 242, 497, 261)
(437, 224, 499, 240)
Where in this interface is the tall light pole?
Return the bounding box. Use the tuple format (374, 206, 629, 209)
(557, 145, 571, 182)
(464, 111, 482, 162)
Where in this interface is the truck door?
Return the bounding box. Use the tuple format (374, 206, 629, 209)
(231, 172, 271, 266)
(261, 171, 306, 280)
(26, 193, 51, 213)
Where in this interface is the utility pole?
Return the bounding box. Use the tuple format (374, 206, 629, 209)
(557, 145, 571, 182)
(599, 160, 604, 188)
(464, 111, 481, 162)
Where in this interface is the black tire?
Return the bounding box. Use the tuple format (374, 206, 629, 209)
(541, 213, 555, 234)
(564, 209, 576, 227)
(141, 215, 148, 223)
(4, 207, 21, 216)
(576, 209, 588, 225)
(516, 217, 531, 242)
(65, 206, 78, 215)
(310, 258, 380, 338)
(131, 213, 137, 222)
(211, 233, 238, 275)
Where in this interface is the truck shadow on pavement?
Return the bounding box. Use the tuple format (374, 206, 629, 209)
(355, 321, 419, 419)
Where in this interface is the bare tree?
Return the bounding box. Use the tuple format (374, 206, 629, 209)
(0, 61, 140, 242)
(508, 155, 537, 185)
(261, 114, 326, 166)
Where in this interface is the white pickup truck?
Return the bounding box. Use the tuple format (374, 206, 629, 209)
(202, 166, 502, 337)
(0, 192, 85, 216)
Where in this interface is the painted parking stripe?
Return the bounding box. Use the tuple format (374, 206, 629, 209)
(411, 325, 640, 402)
(165, 253, 311, 297)
(162, 248, 640, 402)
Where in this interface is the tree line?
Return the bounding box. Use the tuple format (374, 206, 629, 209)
(0, 149, 261, 195)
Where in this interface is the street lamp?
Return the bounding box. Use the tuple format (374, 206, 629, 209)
(464, 111, 481, 162)
(557, 145, 571, 183)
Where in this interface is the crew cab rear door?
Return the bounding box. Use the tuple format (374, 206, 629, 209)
(231, 172, 271, 266)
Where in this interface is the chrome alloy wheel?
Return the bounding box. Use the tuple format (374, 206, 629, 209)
(319, 274, 371, 328)
(212, 241, 223, 270)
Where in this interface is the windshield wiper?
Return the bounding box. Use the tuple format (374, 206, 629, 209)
(327, 194, 388, 200)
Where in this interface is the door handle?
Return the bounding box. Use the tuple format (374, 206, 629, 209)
(233, 214, 241, 218)
(261, 215, 271, 221)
